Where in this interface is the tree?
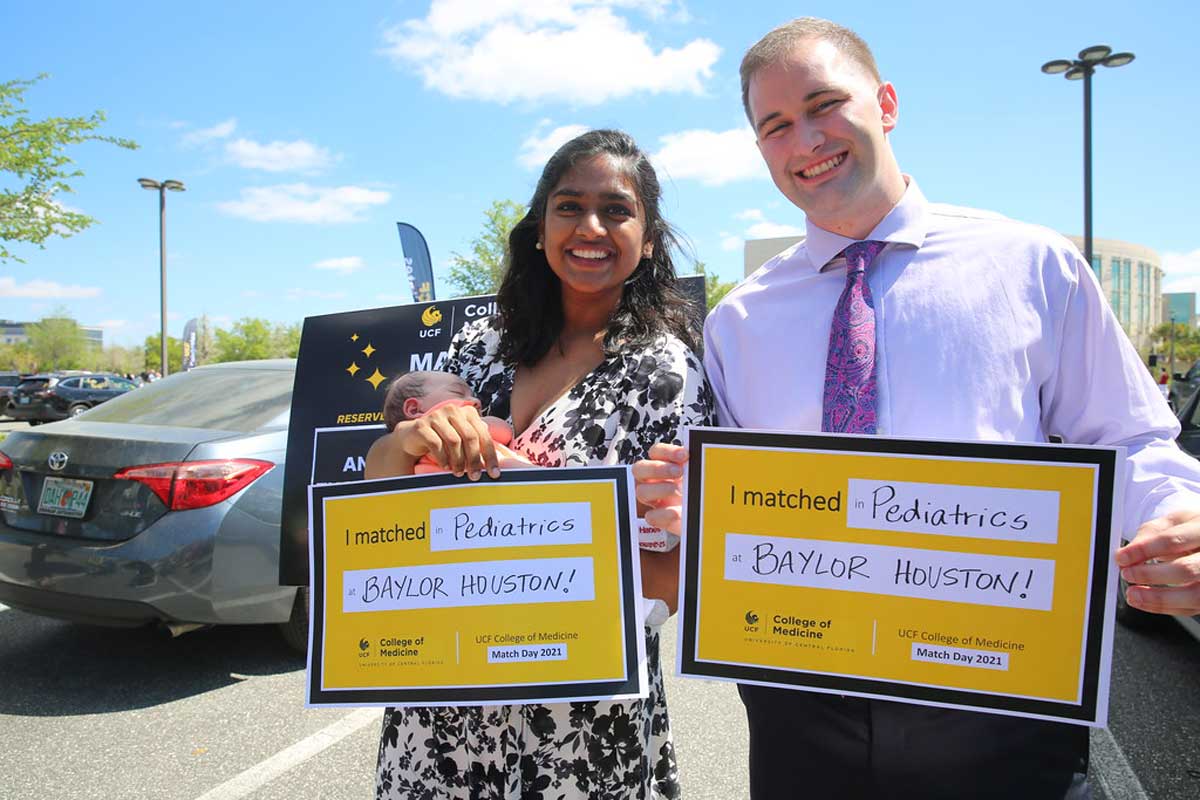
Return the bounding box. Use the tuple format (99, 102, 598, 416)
(0, 340, 36, 372)
(694, 262, 738, 313)
(1151, 322, 1200, 371)
(143, 333, 183, 373)
(0, 75, 138, 263)
(447, 199, 525, 297)
(27, 312, 91, 370)
(98, 344, 144, 375)
(212, 317, 300, 362)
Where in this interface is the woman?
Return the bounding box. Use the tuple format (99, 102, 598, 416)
(368, 129, 714, 799)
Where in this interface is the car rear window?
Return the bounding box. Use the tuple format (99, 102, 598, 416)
(80, 367, 295, 431)
(0, 375, 20, 387)
(15, 378, 49, 391)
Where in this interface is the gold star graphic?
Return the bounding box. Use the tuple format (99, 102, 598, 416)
(361, 342, 376, 358)
(346, 362, 360, 376)
(365, 368, 386, 390)
(350, 333, 359, 342)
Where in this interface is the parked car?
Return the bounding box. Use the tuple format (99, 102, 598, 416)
(7, 372, 139, 424)
(0, 360, 307, 651)
(1115, 388, 1200, 642)
(0, 371, 23, 417)
(1168, 359, 1200, 412)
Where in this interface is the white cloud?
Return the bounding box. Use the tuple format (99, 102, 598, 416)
(720, 233, 742, 252)
(1163, 248, 1200, 292)
(519, 123, 589, 168)
(735, 209, 764, 221)
(285, 288, 348, 300)
(0, 276, 102, 299)
(652, 127, 765, 186)
(313, 256, 365, 275)
(381, 1, 719, 105)
(182, 118, 237, 146)
(217, 184, 391, 224)
(96, 319, 128, 330)
(226, 138, 336, 173)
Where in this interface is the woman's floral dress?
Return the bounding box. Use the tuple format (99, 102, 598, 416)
(376, 317, 715, 800)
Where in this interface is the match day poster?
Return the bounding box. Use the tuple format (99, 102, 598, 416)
(678, 428, 1122, 726)
(306, 467, 647, 707)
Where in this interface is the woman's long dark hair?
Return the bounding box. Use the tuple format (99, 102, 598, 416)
(496, 129, 699, 365)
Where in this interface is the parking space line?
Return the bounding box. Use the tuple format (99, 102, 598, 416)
(191, 707, 380, 800)
(1090, 727, 1149, 800)
(0, 603, 9, 612)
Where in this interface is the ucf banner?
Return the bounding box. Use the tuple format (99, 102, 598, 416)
(678, 429, 1122, 726)
(306, 468, 646, 706)
(280, 277, 705, 586)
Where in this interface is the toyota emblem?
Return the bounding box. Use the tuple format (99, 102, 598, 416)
(47, 451, 69, 471)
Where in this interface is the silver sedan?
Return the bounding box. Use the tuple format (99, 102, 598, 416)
(0, 360, 307, 650)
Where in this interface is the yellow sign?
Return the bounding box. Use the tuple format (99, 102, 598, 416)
(306, 467, 646, 707)
(679, 429, 1121, 726)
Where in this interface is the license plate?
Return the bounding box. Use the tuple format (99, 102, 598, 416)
(18, 396, 29, 404)
(37, 476, 94, 519)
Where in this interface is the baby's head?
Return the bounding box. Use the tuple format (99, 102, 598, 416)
(383, 371, 477, 431)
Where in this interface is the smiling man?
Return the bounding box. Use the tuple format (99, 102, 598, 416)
(634, 16, 1200, 800)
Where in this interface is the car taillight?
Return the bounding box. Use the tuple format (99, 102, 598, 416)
(114, 459, 274, 510)
(0, 450, 12, 471)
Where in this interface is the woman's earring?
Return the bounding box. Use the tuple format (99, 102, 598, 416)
(535, 241, 543, 250)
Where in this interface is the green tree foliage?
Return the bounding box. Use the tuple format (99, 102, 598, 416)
(1151, 322, 1200, 372)
(27, 312, 91, 370)
(212, 317, 300, 362)
(143, 333, 183, 373)
(694, 262, 738, 313)
(0, 75, 138, 263)
(447, 199, 526, 297)
(0, 341, 36, 372)
(98, 344, 144, 375)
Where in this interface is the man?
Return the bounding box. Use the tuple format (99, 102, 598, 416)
(633, 17, 1200, 799)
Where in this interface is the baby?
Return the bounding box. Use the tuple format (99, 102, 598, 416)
(383, 371, 531, 472)
(382, 370, 675, 551)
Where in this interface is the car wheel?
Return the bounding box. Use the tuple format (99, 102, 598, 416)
(68, 403, 90, 417)
(277, 586, 309, 653)
(1115, 575, 1165, 630)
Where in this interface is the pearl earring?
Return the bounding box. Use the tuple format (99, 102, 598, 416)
(535, 241, 543, 250)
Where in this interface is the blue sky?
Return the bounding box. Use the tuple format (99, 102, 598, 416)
(4, 0, 1199, 347)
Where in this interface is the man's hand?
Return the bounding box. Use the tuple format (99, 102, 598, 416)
(1116, 508, 1200, 615)
(632, 443, 689, 535)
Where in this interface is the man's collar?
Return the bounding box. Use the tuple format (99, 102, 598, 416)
(800, 177, 929, 272)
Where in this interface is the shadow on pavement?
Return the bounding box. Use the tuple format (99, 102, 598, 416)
(0, 607, 303, 716)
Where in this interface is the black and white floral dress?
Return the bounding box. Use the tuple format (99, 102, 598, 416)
(376, 316, 715, 800)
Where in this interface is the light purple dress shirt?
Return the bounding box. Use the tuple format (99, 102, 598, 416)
(704, 179, 1200, 536)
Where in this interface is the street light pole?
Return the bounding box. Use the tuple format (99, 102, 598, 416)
(1041, 46, 1135, 268)
(137, 178, 185, 377)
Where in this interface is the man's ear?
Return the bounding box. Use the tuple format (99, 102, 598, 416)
(878, 81, 899, 134)
(403, 397, 423, 419)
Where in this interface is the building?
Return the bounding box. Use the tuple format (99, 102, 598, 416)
(742, 232, 1165, 351)
(1065, 236, 1163, 350)
(0, 319, 103, 349)
(1163, 293, 1197, 328)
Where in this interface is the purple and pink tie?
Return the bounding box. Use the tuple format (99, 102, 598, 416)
(821, 240, 886, 434)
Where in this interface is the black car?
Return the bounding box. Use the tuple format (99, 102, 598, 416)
(7, 373, 138, 424)
(1168, 359, 1200, 412)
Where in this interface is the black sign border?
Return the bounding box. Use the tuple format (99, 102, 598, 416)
(680, 427, 1117, 724)
(307, 466, 644, 707)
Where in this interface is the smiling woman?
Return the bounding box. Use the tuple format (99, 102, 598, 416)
(367, 129, 715, 800)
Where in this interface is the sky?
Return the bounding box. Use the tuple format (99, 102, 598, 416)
(3, 0, 1199, 348)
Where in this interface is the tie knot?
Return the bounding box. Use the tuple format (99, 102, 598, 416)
(842, 240, 886, 274)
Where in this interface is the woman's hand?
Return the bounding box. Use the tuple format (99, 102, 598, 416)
(366, 403, 501, 481)
(632, 443, 689, 534)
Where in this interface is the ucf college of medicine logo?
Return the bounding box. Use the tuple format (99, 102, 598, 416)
(744, 610, 759, 632)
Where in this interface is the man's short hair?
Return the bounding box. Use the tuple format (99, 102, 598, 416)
(740, 17, 882, 124)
